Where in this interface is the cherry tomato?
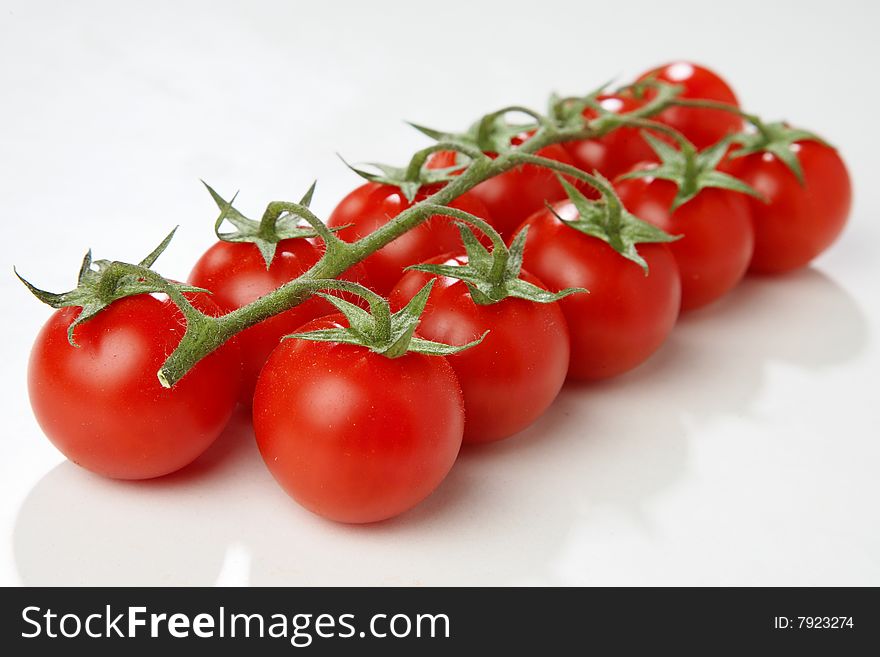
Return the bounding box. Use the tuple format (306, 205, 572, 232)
(327, 182, 491, 295)
(390, 255, 570, 443)
(428, 137, 576, 239)
(253, 314, 464, 523)
(637, 61, 743, 150)
(615, 169, 754, 311)
(722, 140, 851, 273)
(189, 238, 350, 405)
(28, 293, 241, 480)
(565, 94, 657, 181)
(518, 203, 681, 380)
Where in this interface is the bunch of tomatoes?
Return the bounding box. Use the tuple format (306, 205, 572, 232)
(23, 62, 851, 524)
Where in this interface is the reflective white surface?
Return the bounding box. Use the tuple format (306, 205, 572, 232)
(2, 0, 878, 586)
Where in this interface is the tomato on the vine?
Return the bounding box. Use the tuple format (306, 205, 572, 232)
(390, 255, 570, 443)
(28, 293, 241, 480)
(518, 203, 681, 380)
(722, 138, 851, 273)
(636, 61, 743, 150)
(428, 136, 576, 239)
(615, 166, 754, 311)
(564, 94, 657, 181)
(327, 182, 491, 295)
(253, 314, 464, 523)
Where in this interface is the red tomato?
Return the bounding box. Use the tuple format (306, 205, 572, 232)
(565, 94, 657, 181)
(518, 203, 681, 380)
(28, 293, 241, 480)
(189, 238, 337, 405)
(722, 140, 851, 273)
(253, 314, 464, 523)
(615, 170, 754, 311)
(390, 256, 570, 443)
(637, 62, 743, 150)
(428, 138, 576, 239)
(327, 182, 491, 295)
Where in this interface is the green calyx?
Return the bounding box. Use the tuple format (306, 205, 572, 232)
(547, 80, 683, 138)
(620, 131, 764, 210)
(205, 181, 338, 268)
(339, 147, 471, 204)
(406, 204, 585, 305)
(619, 76, 669, 101)
(656, 98, 829, 187)
(286, 279, 486, 359)
(15, 229, 204, 346)
(728, 121, 829, 185)
(553, 177, 679, 273)
(546, 84, 608, 132)
(409, 105, 546, 155)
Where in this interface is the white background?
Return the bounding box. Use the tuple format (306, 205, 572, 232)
(1, 0, 878, 586)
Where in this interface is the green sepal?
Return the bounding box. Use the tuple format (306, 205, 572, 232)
(408, 223, 585, 305)
(406, 122, 449, 142)
(204, 181, 330, 267)
(409, 109, 537, 155)
(338, 155, 467, 203)
(473, 110, 537, 153)
(15, 228, 205, 346)
(620, 132, 764, 209)
(553, 177, 679, 274)
(285, 279, 486, 359)
(619, 76, 669, 101)
(547, 80, 612, 131)
(728, 122, 830, 185)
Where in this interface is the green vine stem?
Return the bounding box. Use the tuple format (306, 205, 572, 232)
(149, 86, 683, 388)
(667, 97, 771, 139)
(402, 141, 483, 182)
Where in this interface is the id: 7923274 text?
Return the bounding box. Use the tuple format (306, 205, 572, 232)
(773, 616, 854, 630)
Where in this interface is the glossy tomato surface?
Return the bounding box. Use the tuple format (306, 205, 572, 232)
(327, 182, 491, 294)
(519, 204, 681, 379)
(637, 61, 743, 149)
(723, 140, 851, 273)
(565, 94, 657, 181)
(390, 256, 570, 443)
(428, 141, 575, 239)
(253, 314, 464, 523)
(28, 293, 241, 480)
(615, 171, 754, 311)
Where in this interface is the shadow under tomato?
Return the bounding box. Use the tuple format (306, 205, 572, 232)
(12, 406, 256, 586)
(12, 267, 868, 586)
(455, 266, 867, 525)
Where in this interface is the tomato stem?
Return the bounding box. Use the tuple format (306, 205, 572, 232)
(151, 88, 685, 387)
(403, 142, 483, 182)
(669, 97, 771, 141)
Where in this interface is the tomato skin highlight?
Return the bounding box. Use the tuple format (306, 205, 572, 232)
(615, 172, 754, 311)
(327, 182, 491, 295)
(253, 315, 464, 523)
(722, 140, 851, 273)
(518, 204, 681, 380)
(565, 95, 657, 181)
(428, 142, 576, 239)
(390, 256, 570, 443)
(189, 238, 336, 405)
(28, 294, 241, 480)
(637, 61, 743, 150)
